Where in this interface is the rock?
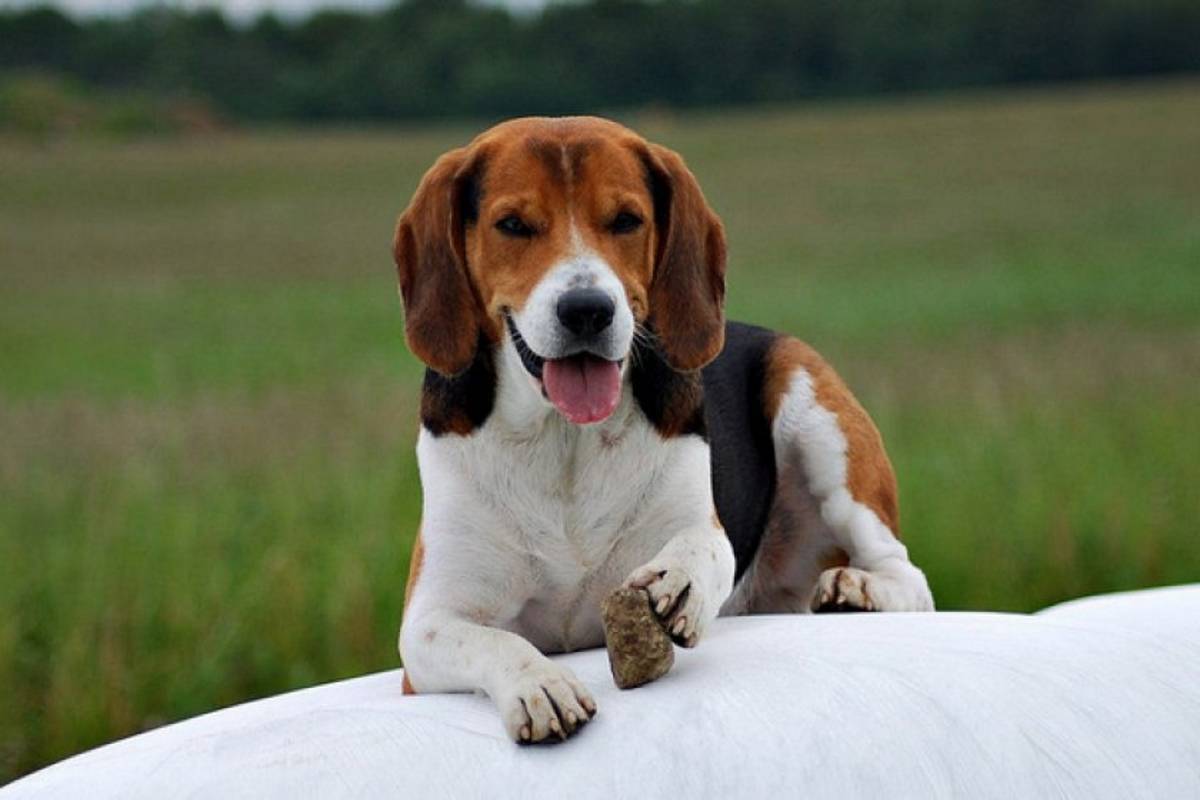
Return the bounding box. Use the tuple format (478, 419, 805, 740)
(601, 587, 675, 689)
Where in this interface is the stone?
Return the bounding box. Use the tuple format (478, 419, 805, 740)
(601, 586, 675, 689)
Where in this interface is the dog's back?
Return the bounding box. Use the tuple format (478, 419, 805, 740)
(702, 321, 779, 581)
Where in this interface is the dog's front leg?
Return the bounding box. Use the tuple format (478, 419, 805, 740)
(624, 518, 736, 648)
(400, 610, 596, 743)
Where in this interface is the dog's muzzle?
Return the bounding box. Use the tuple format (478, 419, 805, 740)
(505, 312, 624, 425)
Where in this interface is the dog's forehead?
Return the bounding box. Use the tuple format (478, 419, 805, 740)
(476, 115, 638, 149)
(475, 117, 649, 200)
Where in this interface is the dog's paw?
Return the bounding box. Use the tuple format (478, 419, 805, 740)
(625, 563, 705, 647)
(811, 567, 877, 612)
(811, 566, 934, 613)
(495, 660, 596, 744)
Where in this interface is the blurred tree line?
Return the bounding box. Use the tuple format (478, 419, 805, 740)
(2, 0, 1199, 126)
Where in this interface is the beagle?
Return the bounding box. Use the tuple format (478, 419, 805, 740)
(393, 117, 933, 743)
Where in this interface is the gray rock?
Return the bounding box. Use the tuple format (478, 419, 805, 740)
(601, 587, 674, 689)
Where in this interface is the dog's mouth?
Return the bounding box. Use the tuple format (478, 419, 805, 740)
(507, 314, 546, 379)
(505, 314, 623, 425)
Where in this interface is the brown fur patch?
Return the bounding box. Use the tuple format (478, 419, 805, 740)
(393, 147, 495, 377)
(400, 527, 426, 696)
(639, 143, 727, 371)
(403, 528, 426, 611)
(456, 118, 661, 327)
(763, 337, 901, 535)
(819, 547, 851, 572)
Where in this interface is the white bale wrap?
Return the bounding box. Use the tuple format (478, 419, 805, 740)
(5, 586, 1199, 799)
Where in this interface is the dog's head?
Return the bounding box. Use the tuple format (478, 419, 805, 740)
(393, 116, 725, 425)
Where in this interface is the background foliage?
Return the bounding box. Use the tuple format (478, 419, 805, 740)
(2, 0, 1200, 129)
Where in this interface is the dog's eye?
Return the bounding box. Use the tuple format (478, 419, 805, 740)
(609, 212, 643, 234)
(495, 215, 535, 238)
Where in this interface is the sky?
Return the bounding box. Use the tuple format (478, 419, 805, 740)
(0, 0, 558, 22)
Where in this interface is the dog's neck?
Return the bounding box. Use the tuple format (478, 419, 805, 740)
(628, 336, 707, 439)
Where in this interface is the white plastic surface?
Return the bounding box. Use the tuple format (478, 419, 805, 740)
(6, 587, 1200, 799)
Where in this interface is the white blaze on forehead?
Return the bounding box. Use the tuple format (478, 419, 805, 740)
(561, 141, 576, 189)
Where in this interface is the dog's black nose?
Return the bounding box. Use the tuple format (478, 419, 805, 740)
(556, 288, 615, 338)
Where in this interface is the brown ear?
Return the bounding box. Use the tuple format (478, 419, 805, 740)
(642, 142, 727, 371)
(393, 146, 487, 376)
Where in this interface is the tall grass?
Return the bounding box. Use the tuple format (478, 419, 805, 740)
(1, 78, 1198, 782)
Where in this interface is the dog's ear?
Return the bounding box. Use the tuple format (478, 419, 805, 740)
(393, 146, 487, 376)
(641, 142, 727, 372)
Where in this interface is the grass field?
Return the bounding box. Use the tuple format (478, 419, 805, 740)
(2, 78, 1199, 782)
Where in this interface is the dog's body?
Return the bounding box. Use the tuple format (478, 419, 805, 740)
(394, 117, 933, 742)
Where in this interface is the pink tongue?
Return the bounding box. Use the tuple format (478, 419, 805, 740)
(542, 355, 622, 424)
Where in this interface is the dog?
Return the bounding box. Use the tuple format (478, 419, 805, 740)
(393, 116, 933, 743)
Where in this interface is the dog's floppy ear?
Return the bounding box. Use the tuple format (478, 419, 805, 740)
(393, 146, 487, 376)
(641, 142, 727, 372)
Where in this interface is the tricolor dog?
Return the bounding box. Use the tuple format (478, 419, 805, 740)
(394, 117, 933, 743)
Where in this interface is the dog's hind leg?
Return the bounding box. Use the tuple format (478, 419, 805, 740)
(733, 337, 933, 614)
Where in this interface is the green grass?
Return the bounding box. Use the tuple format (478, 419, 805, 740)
(2, 78, 1199, 782)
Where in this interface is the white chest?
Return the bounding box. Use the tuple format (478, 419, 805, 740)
(417, 396, 714, 652)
